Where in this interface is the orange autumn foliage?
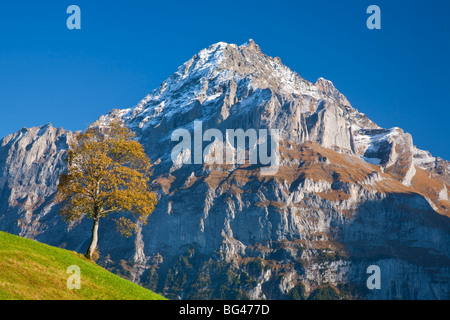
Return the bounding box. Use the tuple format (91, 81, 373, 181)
(56, 120, 157, 259)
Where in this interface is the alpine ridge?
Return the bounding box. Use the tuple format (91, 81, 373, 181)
(1, 40, 449, 300)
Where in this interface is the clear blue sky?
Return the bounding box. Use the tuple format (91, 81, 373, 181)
(0, 0, 449, 159)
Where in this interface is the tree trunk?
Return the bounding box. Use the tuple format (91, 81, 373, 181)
(85, 217, 99, 260)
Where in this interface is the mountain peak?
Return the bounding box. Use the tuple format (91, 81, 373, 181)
(107, 40, 369, 138)
(315, 77, 352, 108)
(239, 39, 260, 51)
(116, 40, 325, 131)
(315, 77, 332, 85)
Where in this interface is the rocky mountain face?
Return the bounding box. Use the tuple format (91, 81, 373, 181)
(0, 40, 449, 300)
(0, 125, 72, 238)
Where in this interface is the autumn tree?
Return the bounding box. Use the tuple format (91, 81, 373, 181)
(56, 121, 157, 260)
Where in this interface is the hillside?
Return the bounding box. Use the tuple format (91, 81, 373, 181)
(0, 231, 166, 300)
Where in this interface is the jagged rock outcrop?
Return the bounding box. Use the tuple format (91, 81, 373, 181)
(0, 124, 72, 237)
(0, 40, 449, 300)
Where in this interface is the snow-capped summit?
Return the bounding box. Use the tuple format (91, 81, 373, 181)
(240, 38, 260, 50)
(98, 41, 448, 184)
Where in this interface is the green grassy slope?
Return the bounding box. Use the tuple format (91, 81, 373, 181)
(0, 231, 166, 300)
